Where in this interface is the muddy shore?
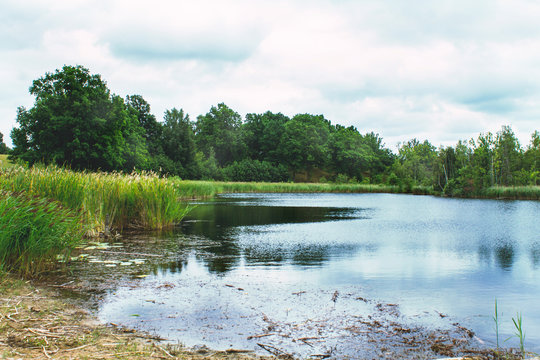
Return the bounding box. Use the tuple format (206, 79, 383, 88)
(1, 273, 526, 360)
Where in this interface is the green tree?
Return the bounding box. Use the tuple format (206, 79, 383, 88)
(279, 114, 331, 177)
(243, 111, 289, 163)
(10, 65, 147, 171)
(161, 108, 197, 177)
(329, 126, 374, 181)
(523, 131, 540, 185)
(126, 94, 162, 156)
(397, 139, 437, 186)
(0, 131, 8, 154)
(195, 103, 246, 167)
(494, 125, 522, 186)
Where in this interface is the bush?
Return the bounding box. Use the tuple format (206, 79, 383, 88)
(222, 159, 289, 182)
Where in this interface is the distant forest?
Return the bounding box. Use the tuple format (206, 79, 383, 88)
(3, 65, 539, 196)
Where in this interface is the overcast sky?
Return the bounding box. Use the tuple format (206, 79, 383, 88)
(1, 0, 540, 150)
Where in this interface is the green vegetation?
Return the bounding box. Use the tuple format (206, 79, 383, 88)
(0, 191, 85, 276)
(175, 179, 399, 199)
(0, 131, 8, 154)
(5, 64, 540, 200)
(0, 166, 191, 235)
(510, 313, 526, 359)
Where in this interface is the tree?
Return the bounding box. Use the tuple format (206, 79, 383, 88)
(126, 95, 162, 156)
(10, 65, 147, 171)
(0, 131, 8, 154)
(523, 131, 540, 185)
(194, 103, 246, 167)
(397, 139, 437, 186)
(243, 111, 289, 163)
(329, 126, 374, 180)
(494, 125, 522, 186)
(279, 114, 331, 177)
(161, 108, 196, 177)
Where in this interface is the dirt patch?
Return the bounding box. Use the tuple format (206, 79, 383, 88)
(0, 275, 269, 360)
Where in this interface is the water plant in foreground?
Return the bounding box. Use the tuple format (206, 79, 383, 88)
(509, 312, 526, 359)
(494, 299, 501, 354)
(0, 165, 192, 234)
(0, 191, 86, 276)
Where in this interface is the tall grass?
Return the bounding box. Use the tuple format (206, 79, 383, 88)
(484, 186, 540, 200)
(0, 165, 191, 234)
(0, 191, 85, 276)
(173, 179, 400, 199)
(0, 154, 13, 169)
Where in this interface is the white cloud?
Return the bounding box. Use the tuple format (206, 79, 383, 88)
(1, 0, 540, 149)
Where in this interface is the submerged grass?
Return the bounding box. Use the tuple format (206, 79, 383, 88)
(0, 165, 192, 235)
(0, 191, 86, 276)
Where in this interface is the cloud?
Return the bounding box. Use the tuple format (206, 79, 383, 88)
(1, 0, 540, 149)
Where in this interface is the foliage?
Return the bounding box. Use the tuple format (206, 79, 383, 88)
(0, 191, 85, 276)
(0, 131, 8, 154)
(6, 65, 540, 197)
(222, 159, 289, 182)
(160, 108, 197, 177)
(0, 165, 191, 233)
(195, 103, 246, 167)
(10, 65, 147, 171)
(244, 111, 289, 163)
(279, 114, 331, 176)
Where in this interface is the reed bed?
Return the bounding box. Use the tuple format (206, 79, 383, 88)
(0, 166, 191, 234)
(173, 179, 399, 198)
(0, 191, 85, 276)
(483, 185, 540, 200)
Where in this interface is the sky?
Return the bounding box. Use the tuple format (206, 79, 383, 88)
(1, 0, 540, 151)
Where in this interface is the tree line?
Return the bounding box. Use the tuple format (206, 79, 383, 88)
(5, 65, 540, 196)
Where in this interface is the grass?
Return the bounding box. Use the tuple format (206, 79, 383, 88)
(0, 154, 13, 169)
(173, 179, 400, 199)
(0, 191, 86, 276)
(483, 185, 540, 200)
(0, 165, 192, 235)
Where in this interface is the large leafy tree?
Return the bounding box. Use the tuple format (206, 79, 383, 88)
(0, 131, 8, 154)
(279, 114, 331, 176)
(329, 126, 375, 180)
(243, 111, 289, 163)
(126, 94, 162, 156)
(11, 65, 146, 171)
(195, 103, 246, 167)
(161, 108, 197, 177)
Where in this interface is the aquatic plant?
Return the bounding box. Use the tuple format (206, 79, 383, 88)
(493, 299, 501, 353)
(509, 312, 526, 359)
(172, 179, 399, 199)
(484, 185, 540, 200)
(0, 191, 86, 276)
(0, 165, 192, 234)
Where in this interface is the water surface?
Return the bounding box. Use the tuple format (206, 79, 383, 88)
(94, 193, 540, 357)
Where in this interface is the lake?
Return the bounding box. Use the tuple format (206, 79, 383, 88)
(93, 193, 540, 358)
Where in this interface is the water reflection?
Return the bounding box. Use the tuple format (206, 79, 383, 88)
(96, 193, 540, 354)
(495, 243, 516, 270)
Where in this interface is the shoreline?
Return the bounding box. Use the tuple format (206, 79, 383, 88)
(0, 273, 527, 360)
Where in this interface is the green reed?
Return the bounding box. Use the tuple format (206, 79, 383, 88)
(484, 186, 540, 200)
(0, 191, 86, 276)
(0, 165, 191, 234)
(172, 179, 399, 199)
